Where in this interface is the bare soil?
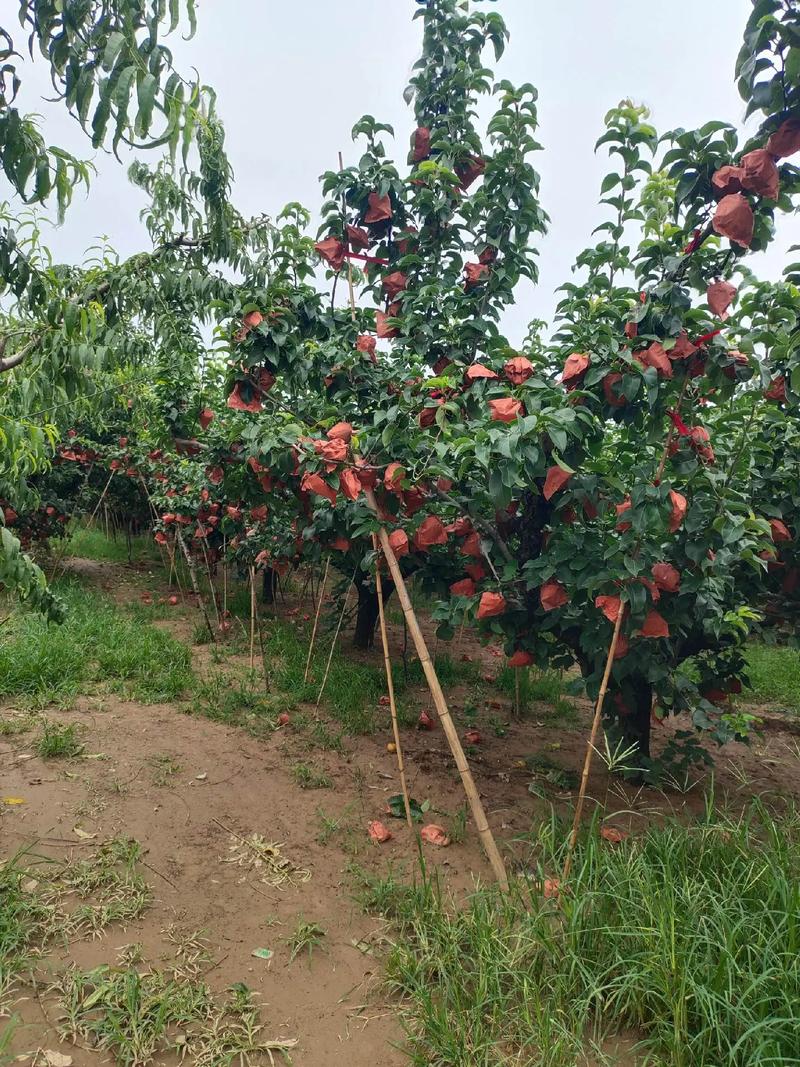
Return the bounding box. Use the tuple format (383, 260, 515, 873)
(3, 556, 800, 1065)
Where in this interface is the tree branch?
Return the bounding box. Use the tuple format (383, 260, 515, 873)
(433, 486, 515, 565)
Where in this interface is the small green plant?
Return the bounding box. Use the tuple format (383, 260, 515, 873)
(149, 753, 181, 786)
(0, 838, 151, 1015)
(525, 753, 578, 794)
(192, 620, 213, 645)
(285, 919, 326, 963)
(190, 670, 276, 736)
(291, 762, 332, 790)
(448, 805, 468, 845)
(386, 794, 429, 822)
(306, 718, 344, 752)
(316, 808, 343, 845)
(36, 720, 83, 759)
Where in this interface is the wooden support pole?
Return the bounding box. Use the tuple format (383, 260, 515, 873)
(222, 536, 228, 618)
(562, 608, 625, 883)
(366, 490, 509, 890)
(201, 536, 221, 626)
(315, 579, 352, 709)
(304, 558, 330, 685)
(175, 529, 216, 643)
(373, 535, 413, 831)
(249, 565, 257, 669)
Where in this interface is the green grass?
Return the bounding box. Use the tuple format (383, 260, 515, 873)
(260, 619, 479, 735)
(358, 800, 800, 1067)
(0, 579, 192, 706)
(495, 666, 580, 723)
(291, 761, 333, 790)
(744, 644, 800, 710)
(0, 850, 49, 1013)
(36, 720, 83, 758)
(0, 838, 150, 1016)
(64, 525, 158, 564)
(57, 965, 296, 1065)
(189, 670, 277, 736)
(285, 919, 326, 963)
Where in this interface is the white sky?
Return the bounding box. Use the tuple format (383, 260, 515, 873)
(12, 0, 794, 344)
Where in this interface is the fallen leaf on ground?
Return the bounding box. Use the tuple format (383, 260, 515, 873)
(73, 826, 96, 840)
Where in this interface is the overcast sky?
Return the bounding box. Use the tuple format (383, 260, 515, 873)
(13, 0, 791, 345)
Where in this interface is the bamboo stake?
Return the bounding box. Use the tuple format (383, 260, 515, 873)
(137, 474, 169, 573)
(456, 618, 466, 657)
(175, 529, 216, 643)
(366, 490, 509, 890)
(254, 591, 269, 693)
(315, 579, 352, 709)
(222, 536, 228, 618)
(304, 558, 330, 685)
(249, 565, 257, 669)
(562, 608, 625, 883)
(201, 536, 221, 625)
(87, 469, 116, 529)
(373, 535, 413, 831)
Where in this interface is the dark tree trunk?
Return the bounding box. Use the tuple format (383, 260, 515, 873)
(605, 674, 652, 775)
(262, 567, 279, 604)
(353, 576, 395, 650)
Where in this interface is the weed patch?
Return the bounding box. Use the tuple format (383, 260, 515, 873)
(364, 801, 800, 1067)
(36, 720, 84, 758)
(0, 580, 192, 706)
(56, 966, 296, 1065)
(291, 762, 332, 790)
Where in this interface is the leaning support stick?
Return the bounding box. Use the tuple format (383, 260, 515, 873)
(315, 579, 352, 709)
(373, 535, 414, 831)
(304, 558, 330, 685)
(249, 565, 257, 669)
(562, 608, 625, 883)
(366, 490, 509, 890)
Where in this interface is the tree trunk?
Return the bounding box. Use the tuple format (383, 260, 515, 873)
(605, 675, 652, 777)
(262, 567, 279, 604)
(353, 576, 395, 650)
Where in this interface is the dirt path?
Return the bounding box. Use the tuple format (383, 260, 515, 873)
(2, 695, 407, 1065)
(3, 556, 800, 1065)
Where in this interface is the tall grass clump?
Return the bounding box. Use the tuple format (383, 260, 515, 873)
(0, 579, 192, 705)
(363, 800, 800, 1067)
